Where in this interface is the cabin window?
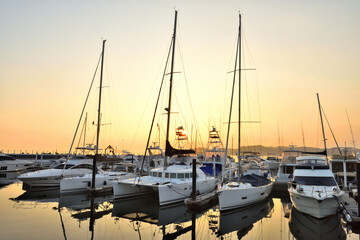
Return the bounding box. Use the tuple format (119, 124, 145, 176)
(54, 164, 74, 169)
(170, 173, 176, 178)
(158, 172, 162, 177)
(190, 173, 193, 178)
(151, 172, 157, 177)
(165, 173, 169, 178)
(72, 164, 93, 170)
(284, 166, 294, 174)
(185, 173, 190, 178)
(294, 176, 337, 186)
(0, 166, 7, 171)
(0, 156, 15, 161)
(178, 173, 185, 179)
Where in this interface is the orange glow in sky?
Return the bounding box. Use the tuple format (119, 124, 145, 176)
(1, 1, 359, 154)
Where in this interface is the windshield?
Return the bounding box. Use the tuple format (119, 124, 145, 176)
(54, 164, 75, 169)
(294, 176, 337, 186)
(0, 155, 15, 161)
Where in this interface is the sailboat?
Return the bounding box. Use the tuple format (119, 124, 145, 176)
(60, 40, 134, 194)
(216, 13, 273, 211)
(113, 11, 217, 205)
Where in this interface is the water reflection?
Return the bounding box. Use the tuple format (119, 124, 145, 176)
(289, 206, 346, 240)
(112, 194, 200, 239)
(10, 188, 113, 239)
(2, 183, 359, 239)
(217, 197, 274, 238)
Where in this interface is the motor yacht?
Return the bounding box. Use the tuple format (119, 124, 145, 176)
(18, 160, 93, 189)
(288, 156, 344, 218)
(60, 170, 134, 194)
(0, 153, 34, 172)
(275, 146, 304, 183)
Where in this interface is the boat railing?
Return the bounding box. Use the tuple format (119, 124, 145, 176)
(311, 186, 328, 198)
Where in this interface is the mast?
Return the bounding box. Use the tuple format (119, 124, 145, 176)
(237, 13, 242, 183)
(223, 13, 241, 182)
(91, 39, 106, 189)
(164, 10, 178, 168)
(316, 93, 328, 164)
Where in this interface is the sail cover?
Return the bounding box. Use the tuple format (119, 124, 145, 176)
(165, 140, 195, 157)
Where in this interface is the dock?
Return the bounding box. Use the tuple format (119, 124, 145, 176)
(341, 192, 360, 222)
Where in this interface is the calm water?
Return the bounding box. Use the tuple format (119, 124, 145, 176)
(0, 174, 359, 240)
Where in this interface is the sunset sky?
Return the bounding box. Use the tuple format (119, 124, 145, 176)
(1, 1, 359, 155)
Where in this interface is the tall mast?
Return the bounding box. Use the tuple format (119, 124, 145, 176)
(91, 39, 106, 189)
(164, 10, 178, 167)
(316, 93, 328, 164)
(237, 14, 242, 179)
(223, 14, 241, 182)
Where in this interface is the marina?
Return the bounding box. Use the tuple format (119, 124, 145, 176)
(0, 179, 358, 240)
(1, 1, 360, 239)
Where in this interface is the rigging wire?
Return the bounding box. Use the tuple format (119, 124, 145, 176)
(321, 105, 342, 156)
(62, 52, 102, 175)
(243, 28, 263, 154)
(139, 39, 173, 175)
(176, 30, 205, 151)
(128, 39, 173, 152)
(346, 109, 356, 149)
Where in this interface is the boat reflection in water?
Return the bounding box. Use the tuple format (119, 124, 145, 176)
(289, 206, 346, 240)
(10, 188, 113, 238)
(112, 194, 202, 239)
(217, 197, 274, 238)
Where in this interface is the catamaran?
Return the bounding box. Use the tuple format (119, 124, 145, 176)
(113, 11, 217, 205)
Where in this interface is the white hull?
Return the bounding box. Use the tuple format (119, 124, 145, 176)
(19, 169, 93, 188)
(157, 178, 217, 205)
(114, 176, 217, 205)
(60, 172, 134, 194)
(217, 182, 273, 211)
(289, 190, 341, 218)
(0, 160, 34, 172)
(113, 179, 155, 198)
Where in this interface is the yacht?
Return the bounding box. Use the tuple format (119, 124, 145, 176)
(18, 159, 93, 189)
(0, 153, 34, 172)
(288, 156, 344, 218)
(200, 127, 226, 176)
(60, 170, 134, 194)
(114, 11, 217, 205)
(216, 13, 273, 211)
(113, 164, 217, 205)
(217, 161, 273, 211)
(275, 146, 304, 183)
